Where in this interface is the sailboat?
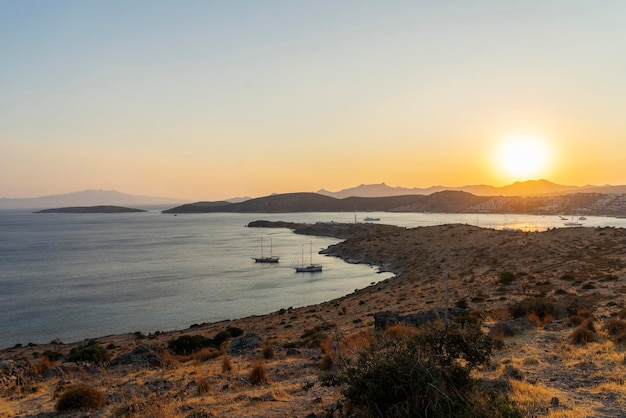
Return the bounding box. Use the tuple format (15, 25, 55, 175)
(295, 242, 322, 273)
(252, 238, 279, 263)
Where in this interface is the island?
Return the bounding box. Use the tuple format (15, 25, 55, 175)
(35, 205, 147, 213)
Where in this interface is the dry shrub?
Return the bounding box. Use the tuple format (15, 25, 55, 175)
(160, 349, 178, 369)
(384, 324, 419, 338)
(617, 308, 626, 320)
(576, 306, 594, 319)
(339, 331, 375, 359)
(320, 353, 334, 370)
(606, 319, 626, 337)
(32, 356, 52, 376)
(56, 385, 105, 411)
(581, 318, 596, 332)
(568, 315, 586, 327)
(527, 312, 555, 327)
(191, 347, 220, 363)
(261, 342, 275, 360)
(221, 353, 233, 373)
(319, 337, 334, 355)
(570, 327, 596, 345)
(490, 326, 506, 350)
(249, 361, 269, 385)
(196, 378, 210, 395)
(141, 398, 178, 418)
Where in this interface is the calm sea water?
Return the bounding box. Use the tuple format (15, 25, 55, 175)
(1, 209, 625, 347)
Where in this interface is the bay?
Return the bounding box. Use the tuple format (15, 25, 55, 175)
(1, 209, 625, 348)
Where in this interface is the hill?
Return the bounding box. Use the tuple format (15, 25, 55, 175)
(163, 192, 426, 213)
(164, 189, 626, 217)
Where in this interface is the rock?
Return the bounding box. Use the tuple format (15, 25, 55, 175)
(374, 308, 469, 331)
(0, 360, 15, 374)
(110, 344, 166, 368)
(286, 348, 301, 356)
(227, 334, 263, 355)
(502, 364, 524, 380)
(61, 362, 80, 372)
(490, 318, 535, 337)
(479, 378, 510, 393)
(43, 366, 64, 379)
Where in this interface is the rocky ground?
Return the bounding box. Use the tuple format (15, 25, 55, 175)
(1, 223, 626, 417)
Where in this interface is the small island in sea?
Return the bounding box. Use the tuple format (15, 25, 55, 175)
(34, 205, 147, 214)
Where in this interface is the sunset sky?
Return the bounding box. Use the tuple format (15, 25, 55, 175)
(2, 1, 625, 200)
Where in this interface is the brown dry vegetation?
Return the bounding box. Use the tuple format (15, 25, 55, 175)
(2, 223, 626, 417)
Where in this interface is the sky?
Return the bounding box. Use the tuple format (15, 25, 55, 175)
(1, 1, 625, 201)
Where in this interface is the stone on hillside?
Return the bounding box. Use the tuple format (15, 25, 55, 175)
(374, 308, 469, 331)
(110, 344, 166, 368)
(227, 333, 263, 355)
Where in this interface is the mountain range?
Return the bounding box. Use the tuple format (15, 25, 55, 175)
(4, 180, 626, 212)
(0, 190, 188, 210)
(317, 179, 626, 198)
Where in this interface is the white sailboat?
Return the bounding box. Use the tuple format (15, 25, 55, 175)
(295, 242, 322, 273)
(252, 238, 279, 263)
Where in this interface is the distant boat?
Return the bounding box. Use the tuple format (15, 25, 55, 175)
(252, 238, 279, 263)
(363, 216, 381, 222)
(578, 216, 587, 221)
(295, 242, 322, 273)
(564, 217, 583, 227)
(559, 216, 568, 220)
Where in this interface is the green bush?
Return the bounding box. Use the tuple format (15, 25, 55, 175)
(213, 326, 245, 346)
(56, 385, 105, 411)
(168, 335, 216, 355)
(323, 320, 496, 417)
(67, 340, 111, 365)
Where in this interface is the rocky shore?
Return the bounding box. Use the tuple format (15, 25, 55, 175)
(2, 222, 626, 417)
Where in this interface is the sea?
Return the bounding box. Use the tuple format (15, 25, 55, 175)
(2, 209, 626, 348)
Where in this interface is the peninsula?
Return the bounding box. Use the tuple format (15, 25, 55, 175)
(2, 222, 626, 416)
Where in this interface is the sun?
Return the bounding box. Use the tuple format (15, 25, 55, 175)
(495, 133, 550, 180)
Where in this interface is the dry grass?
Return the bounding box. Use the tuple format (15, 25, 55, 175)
(221, 353, 234, 373)
(31, 357, 52, 376)
(339, 330, 374, 359)
(509, 380, 563, 415)
(261, 342, 275, 360)
(248, 361, 270, 385)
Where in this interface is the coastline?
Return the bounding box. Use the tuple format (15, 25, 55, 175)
(3, 222, 626, 416)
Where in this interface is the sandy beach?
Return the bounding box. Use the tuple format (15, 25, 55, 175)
(2, 222, 626, 417)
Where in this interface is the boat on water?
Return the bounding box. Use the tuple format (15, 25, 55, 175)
(252, 238, 279, 263)
(363, 216, 381, 222)
(578, 216, 587, 221)
(564, 217, 583, 227)
(295, 242, 322, 273)
(559, 216, 568, 220)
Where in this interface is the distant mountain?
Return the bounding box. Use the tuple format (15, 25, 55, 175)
(0, 190, 188, 209)
(317, 180, 610, 198)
